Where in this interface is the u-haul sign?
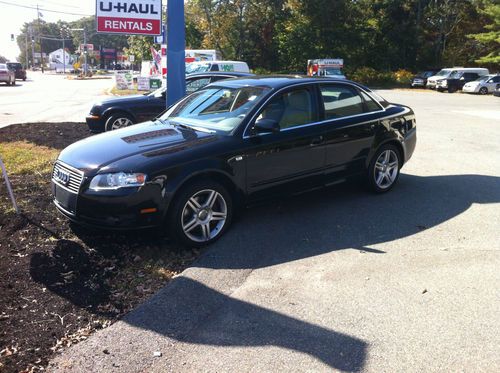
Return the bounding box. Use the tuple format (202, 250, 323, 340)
(96, 0, 162, 35)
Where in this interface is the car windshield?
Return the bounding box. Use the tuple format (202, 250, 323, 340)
(186, 63, 211, 74)
(148, 87, 165, 98)
(323, 68, 343, 76)
(160, 85, 271, 133)
(449, 71, 462, 79)
(435, 69, 452, 77)
(475, 76, 489, 82)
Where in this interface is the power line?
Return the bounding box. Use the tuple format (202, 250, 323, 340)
(0, 0, 92, 16)
(40, 0, 85, 10)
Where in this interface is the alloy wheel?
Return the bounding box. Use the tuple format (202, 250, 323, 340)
(479, 87, 488, 95)
(374, 149, 399, 189)
(181, 189, 228, 243)
(111, 117, 133, 130)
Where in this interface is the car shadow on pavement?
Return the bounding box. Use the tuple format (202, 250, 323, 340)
(195, 173, 500, 270)
(114, 173, 499, 371)
(124, 276, 368, 371)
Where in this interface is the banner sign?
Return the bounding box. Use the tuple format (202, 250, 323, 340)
(137, 76, 150, 91)
(115, 70, 134, 90)
(96, 0, 162, 35)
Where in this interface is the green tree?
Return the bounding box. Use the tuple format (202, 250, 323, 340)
(468, 1, 500, 66)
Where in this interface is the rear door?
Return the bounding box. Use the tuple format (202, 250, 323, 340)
(317, 83, 382, 183)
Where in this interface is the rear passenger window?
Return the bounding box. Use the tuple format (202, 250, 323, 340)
(320, 85, 364, 119)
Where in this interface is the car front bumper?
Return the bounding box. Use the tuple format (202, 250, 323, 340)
(86, 115, 106, 133)
(411, 79, 425, 87)
(462, 85, 479, 93)
(52, 180, 166, 230)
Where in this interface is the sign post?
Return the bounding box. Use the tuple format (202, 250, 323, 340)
(166, 0, 186, 106)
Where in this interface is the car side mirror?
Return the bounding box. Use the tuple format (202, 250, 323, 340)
(253, 118, 280, 134)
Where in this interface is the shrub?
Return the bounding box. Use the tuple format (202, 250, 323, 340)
(349, 67, 414, 87)
(393, 69, 413, 84)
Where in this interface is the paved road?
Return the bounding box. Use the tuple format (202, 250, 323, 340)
(0, 72, 113, 128)
(48, 90, 500, 372)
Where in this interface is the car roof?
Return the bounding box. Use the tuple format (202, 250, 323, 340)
(208, 75, 366, 90)
(186, 72, 254, 78)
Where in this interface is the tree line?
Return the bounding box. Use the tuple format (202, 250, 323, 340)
(16, 0, 499, 73)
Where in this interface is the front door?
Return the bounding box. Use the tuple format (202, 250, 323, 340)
(243, 86, 326, 198)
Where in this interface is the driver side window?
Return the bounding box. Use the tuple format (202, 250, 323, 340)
(256, 88, 314, 130)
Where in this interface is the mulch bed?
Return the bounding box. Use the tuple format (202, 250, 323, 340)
(0, 123, 199, 373)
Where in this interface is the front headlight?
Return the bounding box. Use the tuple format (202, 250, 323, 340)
(89, 172, 146, 191)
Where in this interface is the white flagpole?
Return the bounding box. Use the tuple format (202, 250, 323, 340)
(0, 156, 20, 214)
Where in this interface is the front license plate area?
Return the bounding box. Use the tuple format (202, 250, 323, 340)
(53, 184, 78, 214)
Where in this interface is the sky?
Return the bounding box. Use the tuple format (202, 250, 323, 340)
(0, 0, 95, 61)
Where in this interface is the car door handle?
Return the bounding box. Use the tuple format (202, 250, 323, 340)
(310, 135, 324, 146)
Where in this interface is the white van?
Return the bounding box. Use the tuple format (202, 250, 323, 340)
(186, 61, 250, 74)
(427, 67, 489, 89)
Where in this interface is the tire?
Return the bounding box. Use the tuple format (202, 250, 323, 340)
(23, 78, 26, 81)
(367, 144, 402, 193)
(167, 180, 233, 247)
(479, 87, 488, 95)
(105, 112, 135, 131)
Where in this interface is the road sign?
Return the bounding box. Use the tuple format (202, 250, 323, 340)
(80, 43, 94, 52)
(96, 0, 162, 35)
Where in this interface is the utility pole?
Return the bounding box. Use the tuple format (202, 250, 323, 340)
(24, 33, 29, 69)
(60, 27, 67, 74)
(37, 4, 44, 73)
(29, 26, 35, 70)
(83, 28, 88, 76)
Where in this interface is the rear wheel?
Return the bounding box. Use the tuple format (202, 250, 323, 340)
(367, 144, 401, 193)
(479, 87, 488, 95)
(167, 180, 233, 247)
(105, 112, 135, 131)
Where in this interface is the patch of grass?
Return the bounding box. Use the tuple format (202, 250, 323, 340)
(109, 85, 147, 96)
(0, 141, 59, 175)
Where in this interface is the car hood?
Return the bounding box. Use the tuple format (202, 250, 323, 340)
(95, 94, 150, 107)
(58, 121, 217, 172)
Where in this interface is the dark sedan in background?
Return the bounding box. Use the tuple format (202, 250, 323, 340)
(410, 69, 440, 88)
(54, 76, 416, 247)
(86, 72, 254, 132)
(6, 62, 27, 81)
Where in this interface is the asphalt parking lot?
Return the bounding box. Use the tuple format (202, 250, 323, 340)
(44, 89, 499, 372)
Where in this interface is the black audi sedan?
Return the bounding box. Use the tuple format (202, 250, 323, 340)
(53, 76, 416, 247)
(86, 72, 254, 132)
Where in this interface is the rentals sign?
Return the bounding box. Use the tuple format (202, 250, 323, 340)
(96, 0, 162, 35)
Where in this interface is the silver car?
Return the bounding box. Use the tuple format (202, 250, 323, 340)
(0, 63, 16, 85)
(462, 74, 500, 94)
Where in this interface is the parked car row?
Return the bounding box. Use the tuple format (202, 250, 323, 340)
(53, 74, 417, 247)
(411, 67, 499, 95)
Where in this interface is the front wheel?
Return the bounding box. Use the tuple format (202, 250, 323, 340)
(367, 144, 401, 193)
(105, 112, 135, 131)
(167, 180, 233, 247)
(479, 87, 488, 95)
